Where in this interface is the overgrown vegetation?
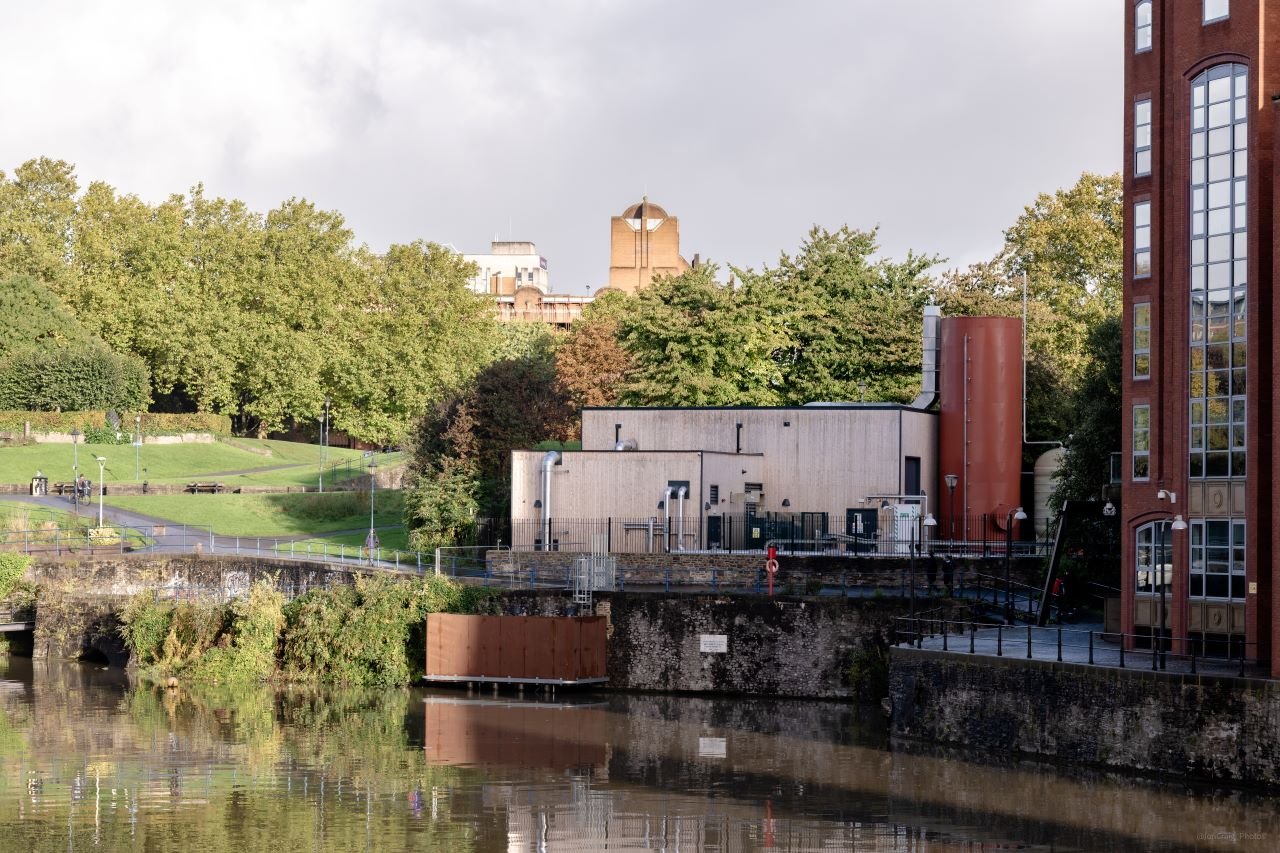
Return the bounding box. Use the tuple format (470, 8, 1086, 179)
(118, 574, 492, 685)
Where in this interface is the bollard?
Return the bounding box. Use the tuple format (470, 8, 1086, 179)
(1151, 639, 1158, 671)
(1057, 627, 1063, 662)
(1239, 653, 1246, 678)
(1088, 631, 1094, 665)
(997, 624, 1003, 657)
(915, 619, 923, 649)
(1119, 640, 1126, 668)
(942, 621, 948, 652)
(1190, 650, 1196, 674)
(712, 567, 718, 591)
(970, 623, 976, 654)
(665, 568, 671, 594)
(1026, 625, 1032, 659)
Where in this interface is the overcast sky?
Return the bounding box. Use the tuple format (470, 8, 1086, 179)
(0, 1, 1121, 294)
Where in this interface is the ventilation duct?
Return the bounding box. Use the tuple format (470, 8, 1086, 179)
(912, 305, 942, 410)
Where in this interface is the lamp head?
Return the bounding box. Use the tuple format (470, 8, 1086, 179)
(1013, 507, 1027, 522)
(923, 513, 938, 527)
(1171, 515, 1188, 531)
(944, 473, 958, 489)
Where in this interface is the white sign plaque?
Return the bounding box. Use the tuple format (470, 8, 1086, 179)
(699, 634, 728, 654)
(698, 737, 727, 758)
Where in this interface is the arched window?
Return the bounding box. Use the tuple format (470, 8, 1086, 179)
(1135, 521, 1170, 594)
(1188, 64, 1247, 479)
(1136, 1, 1153, 52)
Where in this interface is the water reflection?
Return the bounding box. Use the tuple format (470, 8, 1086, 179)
(0, 657, 1275, 851)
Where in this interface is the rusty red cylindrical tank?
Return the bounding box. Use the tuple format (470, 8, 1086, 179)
(937, 317, 1023, 541)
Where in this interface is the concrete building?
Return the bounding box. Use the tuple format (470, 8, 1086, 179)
(508, 309, 1030, 555)
(602, 198, 692, 295)
(1121, 0, 1277, 672)
(462, 241, 550, 295)
(461, 240, 590, 328)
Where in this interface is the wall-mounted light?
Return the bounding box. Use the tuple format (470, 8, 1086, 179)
(704, 502, 711, 510)
(781, 498, 791, 508)
(533, 499, 542, 508)
(657, 499, 665, 510)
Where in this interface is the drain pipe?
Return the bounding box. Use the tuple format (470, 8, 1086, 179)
(662, 487, 674, 552)
(540, 451, 560, 551)
(676, 485, 688, 551)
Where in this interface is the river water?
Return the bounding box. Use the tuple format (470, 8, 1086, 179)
(0, 657, 1276, 852)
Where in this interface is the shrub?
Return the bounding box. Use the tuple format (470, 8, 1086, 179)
(0, 553, 30, 599)
(0, 341, 150, 412)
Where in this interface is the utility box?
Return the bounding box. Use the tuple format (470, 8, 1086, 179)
(30, 474, 48, 496)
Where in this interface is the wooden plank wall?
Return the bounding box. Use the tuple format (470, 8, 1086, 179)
(425, 613, 607, 682)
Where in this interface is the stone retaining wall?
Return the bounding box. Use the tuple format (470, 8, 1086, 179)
(493, 590, 968, 699)
(889, 648, 1280, 787)
(498, 550, 1042, 595)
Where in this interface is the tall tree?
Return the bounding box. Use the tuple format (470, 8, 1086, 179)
(618, 263, 785, 406)
(737, 226, 939, 404)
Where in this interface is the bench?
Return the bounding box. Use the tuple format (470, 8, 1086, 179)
(186, 482, 226, 494)
(52, 482, 74, 496)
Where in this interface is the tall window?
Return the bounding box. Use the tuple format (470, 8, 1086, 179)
(1132, 404, 1150, 480)
(1134, 302, 1151, 379)
(1135, 99, 1152, 176)
(1190, 64, 1247, 479)
(1204, 0, 1229, 23)
(1134, 200, 1151, 277)
(1189, 519, 1244, 599)
(1136, 1, 1152, 52)
(1135, 521, 1170, 594)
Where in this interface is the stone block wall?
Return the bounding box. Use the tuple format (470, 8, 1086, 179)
(494, 590, 967, 699)
(889, 648, 1280, 787)
(496, 550, 1041, 596)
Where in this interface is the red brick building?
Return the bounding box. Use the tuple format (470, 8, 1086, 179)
(1122, 0, 1278, 673)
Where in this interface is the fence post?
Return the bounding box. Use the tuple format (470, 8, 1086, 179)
(1056, 627, 1062, 662)
(1119, 639, 1126, 668)
(996, 624, 1003, 657)
(1026, 625, 1032, 659)
(1088, 631, 1094, 665)
(969, 623, 976, 654)
(942, 621, 949, 652)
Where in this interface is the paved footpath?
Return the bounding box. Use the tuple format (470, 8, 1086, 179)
(908, 619, 1269, 680)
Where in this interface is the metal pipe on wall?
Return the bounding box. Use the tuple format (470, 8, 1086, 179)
(677, 486, 688, 551)
(540, 451, 561, 550)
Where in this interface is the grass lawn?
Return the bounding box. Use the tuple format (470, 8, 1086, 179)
(0, 503, 152, 549)
(103, 490, 405, 537)
(272, 526, 412, 556)
(0, 438, 386, 486)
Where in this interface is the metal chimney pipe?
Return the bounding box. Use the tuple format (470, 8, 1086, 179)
(677, 486, 688, 551)
(540, 451, 561, 550)
(662, 487, 674, 552)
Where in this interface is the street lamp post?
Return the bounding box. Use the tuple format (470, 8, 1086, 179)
(1004, 506, 1028, 624)
(944, 473, 959, 543)
(1158, 514, 1188, 669)
(70, 427, 81, 509)
(366, 458, 378, 564)
(318, 399, 330, 493)
(134, 415, 142, 481)
(95, 456, 107, 528)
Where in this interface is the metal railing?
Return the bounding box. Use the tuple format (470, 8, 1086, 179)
(894, 617, 1264, 678)
(507, 513, 1051, 558)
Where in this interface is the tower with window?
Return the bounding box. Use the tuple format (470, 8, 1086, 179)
(1122, 0, 1276, 670)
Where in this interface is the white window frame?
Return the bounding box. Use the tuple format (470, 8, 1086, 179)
(1135, 99, 1152, 177)
(1133, 302, 1151, 379)
(1136, 1, 1153, 52)
(1134, 200, 1152, 278)
(1132, 404, 1151, 481)
(1204, 0, 1229, 24)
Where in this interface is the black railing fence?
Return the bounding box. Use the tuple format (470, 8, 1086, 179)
(501, 512, 1049, 557)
